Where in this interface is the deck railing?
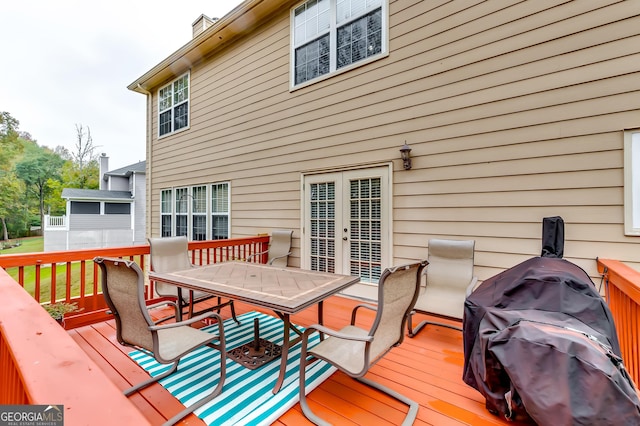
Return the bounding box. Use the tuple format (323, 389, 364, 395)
(597, 258, 640, 387)
(0, 267, 151, 424)
(0, 236, 270, 329)
(0, 236, 269, 422)
(43, 214, 67, 230)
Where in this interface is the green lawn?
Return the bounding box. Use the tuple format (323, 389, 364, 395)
(1, 236, 95, 301)
(0, 236, 44, 253)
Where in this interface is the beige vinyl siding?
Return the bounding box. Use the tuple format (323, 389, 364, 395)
(146, 0, 640, 278)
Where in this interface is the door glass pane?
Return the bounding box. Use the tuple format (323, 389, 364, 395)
(310, 182, 335, 273)
(349, 177, 381, 283)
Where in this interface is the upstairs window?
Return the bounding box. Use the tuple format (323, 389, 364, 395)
(158, 73, 189, 137)
(292, 0, 386, 87)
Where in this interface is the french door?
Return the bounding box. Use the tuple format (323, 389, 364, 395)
(303, 167, 391, 297)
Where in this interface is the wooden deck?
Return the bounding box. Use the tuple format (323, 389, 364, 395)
(69, 295, 515, 426)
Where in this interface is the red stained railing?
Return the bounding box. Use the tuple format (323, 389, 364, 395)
(0, 267, 151, 424)
(0, 236, 269, 329)
(0, 236, 268, 422)
(597, 258, 640, 387)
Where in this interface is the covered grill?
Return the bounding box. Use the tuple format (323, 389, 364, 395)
(462, 256, 640, 424)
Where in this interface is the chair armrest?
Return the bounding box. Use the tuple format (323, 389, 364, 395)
(350, 303, 377, 325)
(149, 311, 222, 331)
(147, 300, 179, 311)
(267, 252, 292, 265)
(304, 324, 373, 343)
(146, 300, 181, 324)
(246, 249, 268, 262)
(465, 277, 479, 298)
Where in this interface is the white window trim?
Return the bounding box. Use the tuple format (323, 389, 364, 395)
(289, 0, 389, 91)
(624, 129, 640, 236)
(157, 72, 190, 138)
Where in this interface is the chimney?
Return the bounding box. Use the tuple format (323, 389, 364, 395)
(192, 14, 218, 38)
(99, 153, 109, 190)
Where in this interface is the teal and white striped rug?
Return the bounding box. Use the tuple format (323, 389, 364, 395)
(129, 311, 336, 425)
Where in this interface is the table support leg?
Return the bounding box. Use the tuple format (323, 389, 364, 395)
(318, 301, 325, 341)
(176, 288, 184, 322)
(272, 313, 291, 394)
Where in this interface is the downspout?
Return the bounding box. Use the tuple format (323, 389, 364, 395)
(137, 84, 153, 240)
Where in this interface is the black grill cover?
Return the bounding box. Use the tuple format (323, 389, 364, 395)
(463, 257, 640, 424)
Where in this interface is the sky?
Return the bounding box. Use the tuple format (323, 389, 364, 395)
(1, 0, 243, 170)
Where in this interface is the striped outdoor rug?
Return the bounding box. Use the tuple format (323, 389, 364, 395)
(129, 311, 336, 425)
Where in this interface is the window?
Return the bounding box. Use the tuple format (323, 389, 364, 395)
(158, 73, 189, 137)
(292, 0, 386, 87)
(192, 185, 207, 241)
(161, 189, 172, 237)
(70, 202, 100, 214)
(104, 203, 131, 214)
(211, 183, 230, 240)
(159, 183, 230, 240)
(175, 187, 189, 237)
(624, 129, 640, 235)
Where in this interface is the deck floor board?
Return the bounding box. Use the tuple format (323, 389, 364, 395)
(70, 295, 516, 425)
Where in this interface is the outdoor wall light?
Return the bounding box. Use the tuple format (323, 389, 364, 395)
(400, 143, 412, 170)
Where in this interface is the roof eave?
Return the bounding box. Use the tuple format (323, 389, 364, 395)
(127, 0, 289, 94)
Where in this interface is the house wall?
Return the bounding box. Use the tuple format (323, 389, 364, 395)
(146, 0, 640, 281)
(69, 214, 131, 230)
(109, 175, 130, 191)
(44, 215, 134, 251)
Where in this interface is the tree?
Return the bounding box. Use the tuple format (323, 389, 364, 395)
(45, 158, 99, 216)
(0, 173, 23, 240)
(72, 124, 99, 168)
(15, 149, 65, 229)
(0, 112, 24, 240)
(59, 124, 101, 189)
(0, 111, 22, 170)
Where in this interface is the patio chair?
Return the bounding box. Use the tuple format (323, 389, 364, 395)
(245, 229, 293, 267)
(408, 239, 478, 336)
(148, 236, 239, 324)
(299, 260, 428, 426)
(94, 257, 226, 426)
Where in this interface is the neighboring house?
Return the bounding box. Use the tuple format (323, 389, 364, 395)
(43, 154, 146, 251)
(128, 0, 640, 300)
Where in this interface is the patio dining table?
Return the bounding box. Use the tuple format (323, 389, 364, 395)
(148, 261, 360, 394)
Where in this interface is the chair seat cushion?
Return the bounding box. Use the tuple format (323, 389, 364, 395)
(414, 285, 466, 319)
(308, 325, 369, 375)
(156, 326, 216, 361)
